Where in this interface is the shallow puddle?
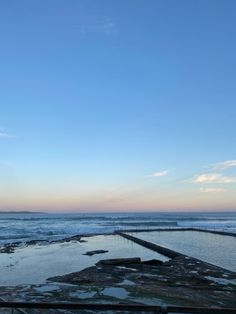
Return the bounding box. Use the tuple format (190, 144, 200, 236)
(102, 287, 129, 299)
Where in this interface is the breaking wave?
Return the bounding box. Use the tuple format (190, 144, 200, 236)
(0, 212, 235, 244)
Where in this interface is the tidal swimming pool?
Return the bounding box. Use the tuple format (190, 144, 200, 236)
(127, 230, 236, 272)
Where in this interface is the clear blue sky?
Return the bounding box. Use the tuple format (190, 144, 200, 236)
(0, 0, 236, 212)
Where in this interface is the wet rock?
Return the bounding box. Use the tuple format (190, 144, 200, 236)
(51, 235, 87, 244)
(48, 266, 122, 285)
(0, 246, 15, 254)
(0, 241, 25, 254)
(9, 241, 22, 247)
(83, 250, 109, 256)
(97, 257, 141, 266)
(0, 233, 92, 252)
(69, 235, 82, 241)
(47, 256, 236, 308)
(26, 239, 49, 245)
(142, 259, 163, 266)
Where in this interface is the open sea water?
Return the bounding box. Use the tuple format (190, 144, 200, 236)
(0, 211, 236, 245)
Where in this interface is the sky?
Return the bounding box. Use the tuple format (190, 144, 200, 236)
(0, 0, 236, 212)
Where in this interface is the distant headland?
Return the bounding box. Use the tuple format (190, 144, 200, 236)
(0, 211, 45, 214)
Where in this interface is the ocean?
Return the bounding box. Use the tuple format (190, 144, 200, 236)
(0, 211, 236, 245)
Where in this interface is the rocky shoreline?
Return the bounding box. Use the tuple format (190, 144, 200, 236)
(0, 234, 95, 254)
(0, 255, 236, 309)
(0, 233, 236, 309)
(47, 256, 236, 307)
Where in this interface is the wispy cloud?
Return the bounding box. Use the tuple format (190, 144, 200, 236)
(0, 131, 14, 138)
(211, 160, 236, 170)
(78, 22, 115, 34)
(148, 170, 169, 178)
(191, 173, 236, 184)
(200, 188, 225, 193)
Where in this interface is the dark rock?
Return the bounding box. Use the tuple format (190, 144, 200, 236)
(83, 250, 109, 256)
(70, 235, 82, 241)
(0, 246, 15, 254)
(9, 241, 22, 247)
(26, 239, 48, 245)
(54, 235, 87, 243)
(142, 259, 163, 266)
(97, 257, 141, 266)
(48, 265, 122, 285)
(48, 255, 236, 308)
(0, 234, 90, 251)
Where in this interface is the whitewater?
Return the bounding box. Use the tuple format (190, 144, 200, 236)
(0, 211, 235, 245)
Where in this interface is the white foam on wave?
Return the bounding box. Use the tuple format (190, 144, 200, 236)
(0, 212, 236, 244)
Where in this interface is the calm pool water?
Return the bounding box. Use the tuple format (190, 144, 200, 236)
(0, 234, 168, 286)
(128, 231, 236, 272)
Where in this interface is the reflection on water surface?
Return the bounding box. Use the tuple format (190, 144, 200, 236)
(128, 231, 236, 272)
